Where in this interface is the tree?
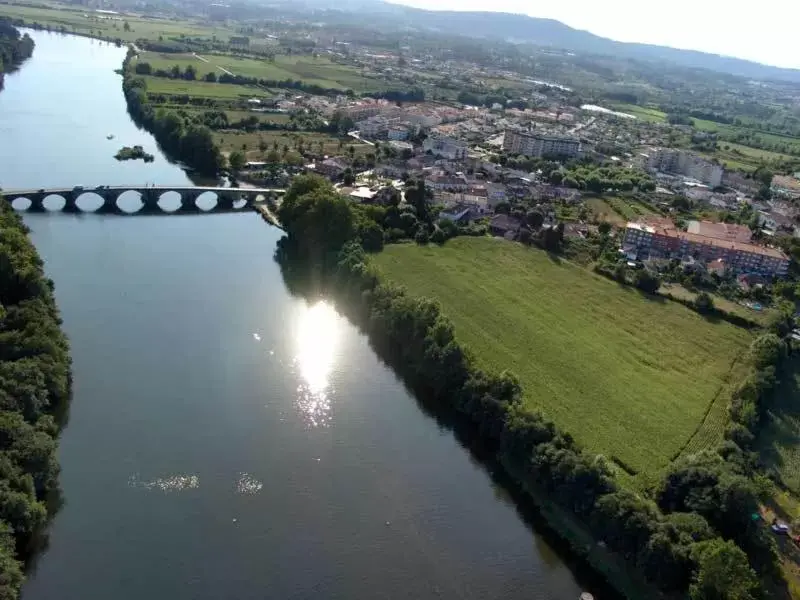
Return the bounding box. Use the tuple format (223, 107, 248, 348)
(405, 179, 430, 223)
(526, 210, 544, 229)
(598, 222, 612, 236)
(183, 65, 196, 81)
(634, 269, 660, 294)
(266, 149, 280, 163)
(694, 292, 714, 314)
(204, 71, 217, 82)
(689, 539, 758, 600)
(228, 150, 246, 171)
(342, 168, 355, 186)
(284, 151, 304, 167)
(123, 21, 131, 32)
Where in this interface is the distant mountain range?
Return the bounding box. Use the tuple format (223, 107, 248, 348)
(365, 3, 800, 84)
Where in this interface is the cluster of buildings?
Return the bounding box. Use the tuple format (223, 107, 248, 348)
(623, 218, 789, 278)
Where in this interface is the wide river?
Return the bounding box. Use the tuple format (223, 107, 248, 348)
(1, 31, 595, 600)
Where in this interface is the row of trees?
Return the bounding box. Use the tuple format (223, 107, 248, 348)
(0, 198, 72, 599)
(0, 18, 34, 76)
(275, 175, 769, 599)
(123, 51, 222, 175)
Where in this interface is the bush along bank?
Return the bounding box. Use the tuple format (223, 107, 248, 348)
(0, 19, 34, 78)
(0, 197, 72, 599)
(275, 175, 774, 600)
(121, 48, 223, 176)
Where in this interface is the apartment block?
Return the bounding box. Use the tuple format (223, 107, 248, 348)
(502, 129, 581, 158)
(646, 149, 724, 188)
(623, 222, 788, 278)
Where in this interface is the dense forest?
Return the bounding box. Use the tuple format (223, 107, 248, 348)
(0, 197, 71, 599)
(0, 18, 34, 80)
(275, 174, 786, 600)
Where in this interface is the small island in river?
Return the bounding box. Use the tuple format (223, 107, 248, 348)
(115, 145, 154, 162)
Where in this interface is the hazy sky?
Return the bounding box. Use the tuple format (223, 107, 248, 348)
(387, 0, 800, 70)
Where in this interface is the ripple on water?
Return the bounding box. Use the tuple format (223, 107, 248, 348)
(128, 473, 200, 492)
(236, 472, 263, 495)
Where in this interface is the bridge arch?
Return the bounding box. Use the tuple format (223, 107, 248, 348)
(116, 190, 144, 214)
(10, 197, 32, 211)
(157, 191, 182, 213)
(195, 191, 219, 212)
(42, 194, 67, 212)
(74, 192, 105, 213)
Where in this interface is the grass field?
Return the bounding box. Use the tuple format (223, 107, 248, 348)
(215, 130, 370, 158)
(603, 196, 657, 221)
(143, 76, 268, 100)
(0, 2, 229, 42)
(134, 51, 379, 91)
(372, 238, 752, 476)
(609, 103, 667, 123)
(758, 358, 800, 494)
(585, 197, 625, 225)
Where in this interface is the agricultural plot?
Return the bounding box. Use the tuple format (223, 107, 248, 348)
(373, 238, 752, 477)
(133, 51, 381, 91)
(215, 130, 370, 158)
(585, 197, 626, 225)
(609, 103, 667, 123)
(143, 76, 268, 100)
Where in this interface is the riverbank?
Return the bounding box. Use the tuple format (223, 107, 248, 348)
(274, 174, 777, 600)
(0, 197, 71, 599)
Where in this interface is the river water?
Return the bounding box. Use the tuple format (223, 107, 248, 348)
(0, 31, 592, 600)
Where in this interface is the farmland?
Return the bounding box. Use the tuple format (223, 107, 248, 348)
(142, 75, 268, 100)
(214, 130, 370, 158)
(372, 237, 752, 477)
(609, 103, 667, 123)
(133, 51, 382, 91)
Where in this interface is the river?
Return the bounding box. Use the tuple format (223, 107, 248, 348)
(1, 30, 594, 600)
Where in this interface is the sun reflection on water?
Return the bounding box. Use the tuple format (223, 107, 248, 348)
(294, 301, 342, 427)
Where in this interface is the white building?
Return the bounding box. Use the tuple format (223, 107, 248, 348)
(423, 135, 467, 160)
(502, 129, 581, 158)
(647, 149, 724, 188)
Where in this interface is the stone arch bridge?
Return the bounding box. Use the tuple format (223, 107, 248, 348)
(2, 186, 286, 215)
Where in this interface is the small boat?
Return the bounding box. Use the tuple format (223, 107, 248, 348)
(106, 134, 114, 140)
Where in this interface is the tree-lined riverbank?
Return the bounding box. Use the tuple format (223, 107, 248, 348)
(0, 197, 71, 599)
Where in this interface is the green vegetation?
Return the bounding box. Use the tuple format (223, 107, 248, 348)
(0, 17, 33, 74)
(123, 50, 222, 175)
(114, 145, 154, 162)
(609, 103, 667, 123)
(758, 357, 800, 494)
(142, 75, 268, 100)
(372, 237, 752, 475)
(0, 197, 72, 599)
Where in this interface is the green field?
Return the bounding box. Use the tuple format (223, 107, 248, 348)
(0, 2, 229, 42)
(585, 197, 626, 225)
(609, 103, 667, 123)
(215, 130, 370, 158)
(143, 76, 268, 100)
(759, 358, 800, 494)
(373, 238, 752, 476)
(134, 51, 379, 91)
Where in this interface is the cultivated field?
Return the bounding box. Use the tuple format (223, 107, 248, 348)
(214, 130, 370, 158)
(373, 238, 752, 476)
(143, 76, 268, 100)
(134, 51, 380, 91)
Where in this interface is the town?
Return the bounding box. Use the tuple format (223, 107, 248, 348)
(4, 3, 800, 600)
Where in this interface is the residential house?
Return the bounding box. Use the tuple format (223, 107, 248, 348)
(490, 214, 521, 239)
(439, 204, 475, 224)
(315, 158, 348, 179)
